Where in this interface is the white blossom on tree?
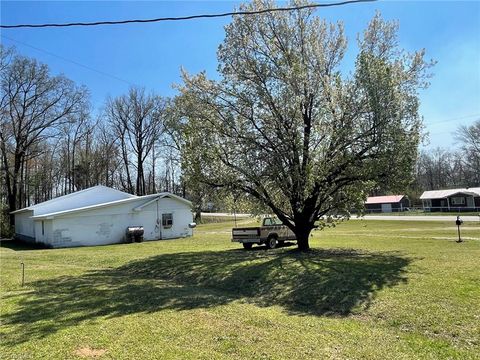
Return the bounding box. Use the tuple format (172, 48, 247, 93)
(178, 1, 434, 250)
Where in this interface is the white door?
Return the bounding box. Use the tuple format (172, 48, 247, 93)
(381, 203, 392, 213)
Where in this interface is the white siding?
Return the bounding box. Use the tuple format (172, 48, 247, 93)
(41, 196, 192, 248)
(34, 219, 53, 244)
(141, 197, 193, 240)
(14, 210, 35, 240)
(48, 214, 132, 247)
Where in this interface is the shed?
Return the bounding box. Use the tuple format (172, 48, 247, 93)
(365, 195, 410, 213)
(12, 185, 193, 248)
(420, 187, 480, 212)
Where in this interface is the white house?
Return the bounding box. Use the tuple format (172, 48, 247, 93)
(12, 185, 194, 248)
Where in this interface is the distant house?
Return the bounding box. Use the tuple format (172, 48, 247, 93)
(420, 187, 480, 212)
(365, 195, 410, 213)
(12, 185, 193, 248)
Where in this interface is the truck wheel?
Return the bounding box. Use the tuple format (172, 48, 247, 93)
(243, 243, 253, 250)
(266, 236, 278, 249)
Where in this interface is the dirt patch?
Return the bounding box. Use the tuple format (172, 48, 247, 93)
(74, 347, 107, 358)
(401, 227, 480, 232)
(432, 236, 479, 241)
(330, 232, 479, 241)
(198, 230, 231, 234)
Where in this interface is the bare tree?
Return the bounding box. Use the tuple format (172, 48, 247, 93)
(105, 87, 166, 195)
(92, 122, 122, 188)
(455, 120, 480, 186)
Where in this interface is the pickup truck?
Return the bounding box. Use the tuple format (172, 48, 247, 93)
(231, 217, 296, 250)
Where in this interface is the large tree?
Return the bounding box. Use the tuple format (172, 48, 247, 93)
(178, 1, 433, 250)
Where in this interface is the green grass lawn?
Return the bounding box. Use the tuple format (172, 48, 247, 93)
(1, 220, 479, 359)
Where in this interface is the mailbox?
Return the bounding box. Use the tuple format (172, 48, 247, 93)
(455, 216, 463, 243)
(455, 216, 463, 226)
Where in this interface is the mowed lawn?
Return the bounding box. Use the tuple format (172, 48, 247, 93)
(1, 220, 479, 359)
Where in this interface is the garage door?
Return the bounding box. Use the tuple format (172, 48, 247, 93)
(381, 203, 392, 213)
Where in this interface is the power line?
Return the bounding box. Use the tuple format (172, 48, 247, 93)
(427, 113, 480, 126)
(1, 35, 136, 86)
(0, 0, 376, 29)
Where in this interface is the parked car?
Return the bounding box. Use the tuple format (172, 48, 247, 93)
(231, 217, 296, 249)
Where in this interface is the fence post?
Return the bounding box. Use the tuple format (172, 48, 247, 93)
(20, 262, 25, 286)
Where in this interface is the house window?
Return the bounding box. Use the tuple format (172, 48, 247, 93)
(42, 221, 45, 235)
(162, 213, 173, 228)
(451, 197, 465, 205)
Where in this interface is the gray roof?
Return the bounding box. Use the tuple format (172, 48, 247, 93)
(420, 187, 480, 200)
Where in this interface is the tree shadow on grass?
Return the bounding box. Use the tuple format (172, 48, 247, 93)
(2, 247, 411, 346)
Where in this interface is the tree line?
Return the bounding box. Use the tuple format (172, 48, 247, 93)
(411, 124, 480, 202)
(0, 46, 186, 232)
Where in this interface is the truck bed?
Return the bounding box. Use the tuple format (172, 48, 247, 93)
(231, 227, 260, 242)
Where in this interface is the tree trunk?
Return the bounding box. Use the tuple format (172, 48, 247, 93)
(194, 210, 202, 223)
(0, 141, 14, 226)
(152, 144, 156, 194)
(121, 141, 133, 194)
(19, 157, 25, 209)
(8, 191, 16, 227)
(137, 155, 144, 196)
(71, 144, 76, 192)
(294, 222, 314, 252)
(8, 152, 24, 226)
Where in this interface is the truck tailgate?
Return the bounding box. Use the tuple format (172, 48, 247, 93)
(232, 227, 260, 239)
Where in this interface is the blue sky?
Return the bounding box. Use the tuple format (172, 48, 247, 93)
(1, 1, 479, 149)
